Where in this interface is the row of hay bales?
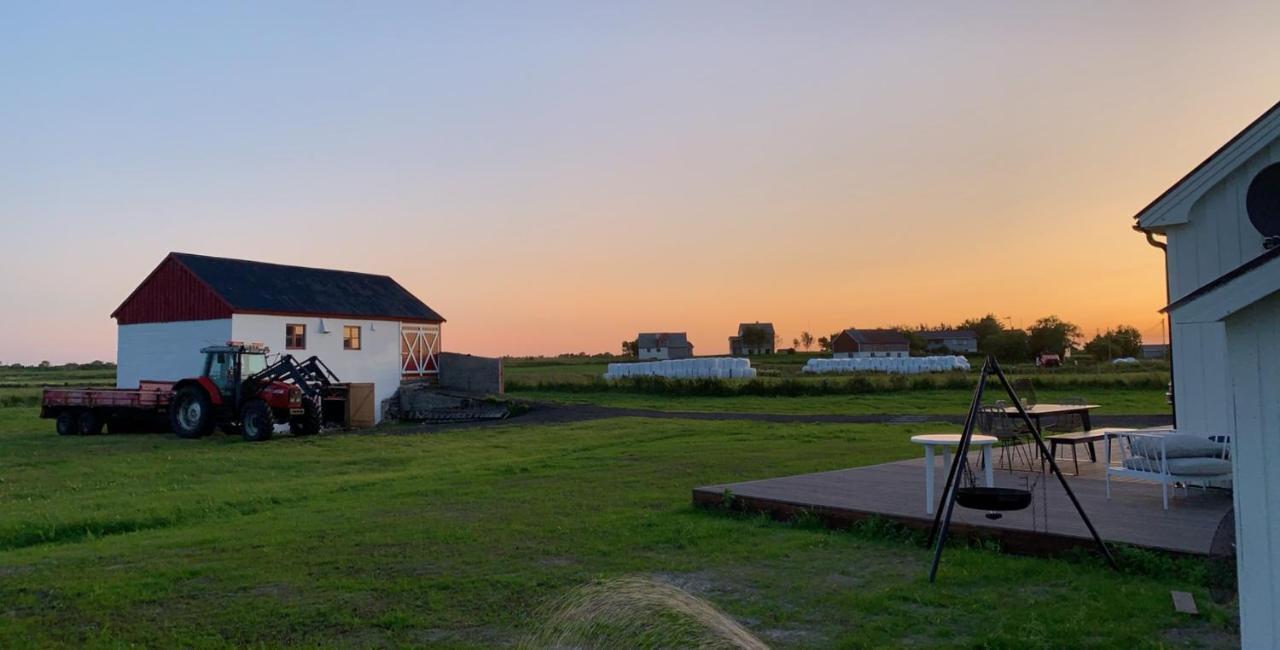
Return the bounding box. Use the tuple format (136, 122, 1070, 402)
(802, 356, 971, 375)
(604, 357, 756, 380)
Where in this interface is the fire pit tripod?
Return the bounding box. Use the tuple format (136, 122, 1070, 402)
(927, 355, 1117, 582)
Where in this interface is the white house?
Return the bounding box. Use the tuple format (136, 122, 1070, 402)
(111, 252, 444, 423)
(1134, 99, 1280, 648)
(635, 332, 694, 360)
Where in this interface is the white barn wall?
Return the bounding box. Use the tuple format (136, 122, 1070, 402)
(231, 314, 403, 423)
(117, 319, 232, 388)
(1225, 291, 1280, 648)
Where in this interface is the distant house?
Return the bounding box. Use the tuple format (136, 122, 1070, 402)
(1140, 343, 1170, 359)
(920, 329, 978, 353)
(636, 332, 694, 360)
(832, 328, 909, 358)
(728, 322, 775, 356)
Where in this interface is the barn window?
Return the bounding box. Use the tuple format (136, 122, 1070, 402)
(343, 326, 362, 350)
(285, 324, 306, 349)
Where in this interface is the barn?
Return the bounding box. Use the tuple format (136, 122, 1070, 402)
(1134, 99, 1280, 647)
(831, 328, 909, 358)
(112, 253, 444, 423)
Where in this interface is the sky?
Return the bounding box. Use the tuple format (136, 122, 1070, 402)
(3, 1, 1279, 363)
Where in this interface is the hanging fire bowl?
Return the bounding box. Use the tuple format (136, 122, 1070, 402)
(955, 487, 1032, 512)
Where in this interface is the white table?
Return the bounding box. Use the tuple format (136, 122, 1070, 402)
(910, 433, 998, 514)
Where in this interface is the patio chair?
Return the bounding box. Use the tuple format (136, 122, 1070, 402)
(1045, 396, 1088, 434)
(1105, 429, 1232, 510)
(979, 404, 1037, 472)
(1012, 378, 1038, 407)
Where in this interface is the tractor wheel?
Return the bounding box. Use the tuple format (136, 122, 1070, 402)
(289, 402, 320, 437)
(78, 411, 103, 435)
(55, 410, 78, 436)
(170, 387, 214, 439)
(240, 400, 275, 442)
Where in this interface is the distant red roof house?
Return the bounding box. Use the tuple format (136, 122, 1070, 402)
(832, 328, 909, 359)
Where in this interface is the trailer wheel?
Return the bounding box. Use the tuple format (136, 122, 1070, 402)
(78, 411, 103, 435)
(170, 387, 214, 439)
(55, 410, 78, 436)
(240, 400, 274, 442)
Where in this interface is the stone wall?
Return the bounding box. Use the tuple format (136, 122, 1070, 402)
(438, 352, 504, 395)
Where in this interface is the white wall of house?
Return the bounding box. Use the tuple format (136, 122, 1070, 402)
(231, 314, 403, 423)
(1224, 291, 1280, 648)
(1164, 143, 1277, 435)
(117, 319, 232, 388)
(638, 347, 670, 360)
(927, 338, 977, 353)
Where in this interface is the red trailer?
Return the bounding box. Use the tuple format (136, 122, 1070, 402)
(41, 381, 175, 435)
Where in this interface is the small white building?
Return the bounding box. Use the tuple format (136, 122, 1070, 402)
(1135, 99, 1280, 648)
(635, 332, 694, 360)
(111, 252, 444, 423)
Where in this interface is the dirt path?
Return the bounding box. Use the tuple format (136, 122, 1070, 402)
(396, 403, 1173, 433)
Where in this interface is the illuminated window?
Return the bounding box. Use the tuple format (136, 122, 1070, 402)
(343, 326, 362, 350)
(285, 324, 306, 350)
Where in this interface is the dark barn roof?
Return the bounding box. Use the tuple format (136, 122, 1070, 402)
(637, 332, 692, 349)
(112, 253, 443, 325)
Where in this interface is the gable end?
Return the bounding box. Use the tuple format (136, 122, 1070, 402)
(111, 255, 234, 325)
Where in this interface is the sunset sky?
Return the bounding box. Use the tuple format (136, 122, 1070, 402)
(3, 1, 1280, 363)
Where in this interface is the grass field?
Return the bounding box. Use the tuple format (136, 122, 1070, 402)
(0, 402, 1233, 647)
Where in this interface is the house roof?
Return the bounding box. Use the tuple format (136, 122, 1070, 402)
(1162, 245, 1280, 317)
(1135, 99, 1280, 230)
(637, 332, 691, 348)
(737, 322, 775, 336)
(113, 252, 444, 323)
(920, 329, 976, 340)
(841, 328, 909, 346)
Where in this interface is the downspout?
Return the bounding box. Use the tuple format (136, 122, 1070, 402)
(1137, 225, 1175, 428)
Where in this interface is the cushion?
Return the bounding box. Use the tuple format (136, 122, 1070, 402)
(1128, 433, 1225, 459)
(1123, 457, 1232, 476)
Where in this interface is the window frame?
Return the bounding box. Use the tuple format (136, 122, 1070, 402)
(343, 325, 362, 351)
(285, 323, 306, 350)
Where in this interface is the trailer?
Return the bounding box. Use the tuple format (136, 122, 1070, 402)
(41, 381, 175, 435)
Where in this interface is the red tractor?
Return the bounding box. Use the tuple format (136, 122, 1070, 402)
(168, 343, 341, 441)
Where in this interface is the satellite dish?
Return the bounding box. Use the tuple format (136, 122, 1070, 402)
(1246, 163, 1280, 238)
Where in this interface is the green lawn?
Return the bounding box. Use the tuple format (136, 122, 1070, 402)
(508, 388, 1172, 416)
(0, 406, 1229, 647)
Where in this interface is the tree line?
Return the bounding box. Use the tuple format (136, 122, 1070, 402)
(788, 314, 1146, 362)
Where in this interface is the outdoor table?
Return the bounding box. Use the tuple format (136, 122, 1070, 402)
(1045, 428, 1133, 475)
(910, 434, 997, 514)
(1001, 403, 1101, 431)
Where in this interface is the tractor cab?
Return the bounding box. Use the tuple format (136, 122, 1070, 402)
(199, 342, 271, 402)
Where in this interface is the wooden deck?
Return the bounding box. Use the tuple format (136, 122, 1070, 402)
(693, 443, 1232, 556)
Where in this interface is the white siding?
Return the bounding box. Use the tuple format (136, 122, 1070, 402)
(638, 348, 670, 360)
(1170, 322, 1232, 435)
(230, 314, 403, 423)
(1225, 291, 1280, 648)
(116, 319, 232, 388)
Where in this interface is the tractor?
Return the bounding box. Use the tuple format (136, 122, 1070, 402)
(168, 342, 343, 441)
